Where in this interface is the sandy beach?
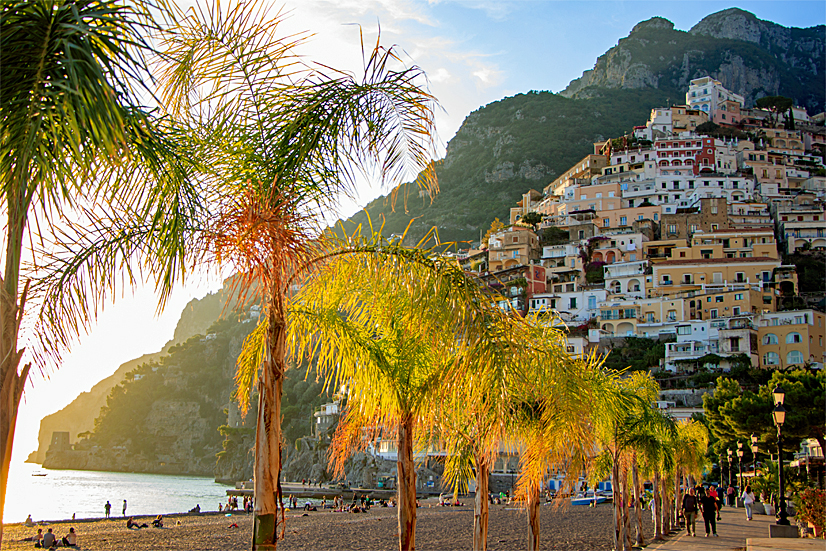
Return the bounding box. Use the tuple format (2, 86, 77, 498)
(2, 499, 653, 550)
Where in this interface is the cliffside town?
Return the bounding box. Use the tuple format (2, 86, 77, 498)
(461, 74, 825, 383)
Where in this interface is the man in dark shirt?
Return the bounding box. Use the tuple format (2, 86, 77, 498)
(42, 528, 56, 548)
(681, 487, 698, 536)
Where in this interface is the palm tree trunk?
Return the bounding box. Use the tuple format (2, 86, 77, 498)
(526, 486, 540, 551)
(397, 413, 417, 551)
(652, 472, 662, 541)
(673, 470, 681, 534)
(473, 458, 489, 551)
(0, 215, 30, 546)
(631, 455, 643, 547)
(621, 466, 631, 551)
(612, 456, 620, 550)
(252, 302, 287, 550)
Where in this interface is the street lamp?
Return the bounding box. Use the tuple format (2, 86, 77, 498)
(771, 385, 790, 526)
(737, 441, 744, 490)
(750, 433, 758, 480)
(719, 452, 725, 488)
(727, 448, 733, 489)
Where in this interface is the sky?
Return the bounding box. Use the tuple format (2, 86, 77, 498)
(10, 0, 825, 467)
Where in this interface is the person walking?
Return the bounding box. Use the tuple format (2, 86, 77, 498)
(741, 485, 756, 520)
(708, 486, 722, 520)
(681, 487, 699, 536)
(122, 499, 127, 517)
(726, 484, 735, 507)
(104, 501, 111, 519)
(698, 487, 719, 537)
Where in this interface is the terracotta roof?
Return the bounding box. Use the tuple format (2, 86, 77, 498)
(655, 256, 780, 266)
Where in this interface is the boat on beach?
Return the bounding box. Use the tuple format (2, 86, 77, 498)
(571, 491, 609, 506)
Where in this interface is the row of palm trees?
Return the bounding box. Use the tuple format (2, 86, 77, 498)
(0, 3, 709, 551)
(271, 226, 711, 551)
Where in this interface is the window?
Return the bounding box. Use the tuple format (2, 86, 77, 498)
(715, 296, 724, 302)
(786, 350, 804, 365)
(712, 272, 722, 284)
(711, 205, 718, 214)
(735, 293, 743, 301)
(763, 352, 779, 365)
(763, 333, 778, 345)
(608, 191, 615, 198)
(735, 272, 745, 283)
(733, 307, 740, 315)
(710, 309, 718, 319)
(566, 345, 576, 353)
(690, 224, 699, 233)
(786, 332, 802, 344)
(604, 218, 610, 227)
(620, 216, 627, 225)
(668, 224, 677, 235)
(677, 326, 691, 335)
(762, 271, 771, 282)
(569, 298, 577, 309)
(654, 213, 658, 221)
(578, 230, 585, 239)
(588, 296, 596, 310)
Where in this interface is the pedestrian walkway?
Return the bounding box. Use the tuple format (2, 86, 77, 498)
(644, 506, 821, 550)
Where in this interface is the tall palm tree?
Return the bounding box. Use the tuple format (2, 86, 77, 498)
(513, 348, 627, 551)
(0, 0, 199, 541)
(286, 228, 526, 551)
(156, 3, 438, 548)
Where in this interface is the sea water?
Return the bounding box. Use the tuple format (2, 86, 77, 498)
(4, 460, 230, 524)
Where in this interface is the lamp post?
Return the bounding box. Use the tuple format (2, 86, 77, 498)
(737, 441, 744, 490)
(772, 385, 790, 526)
(719, 452, 725, 488)
(750, 433, 758, 481)
(727, 448, 733, 506)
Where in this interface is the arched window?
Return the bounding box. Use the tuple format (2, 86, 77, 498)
(786, 350, 804, 365)
(763, 352, 779, 366)
(763, 333, 778, 345)
(786, 332, 802, 344)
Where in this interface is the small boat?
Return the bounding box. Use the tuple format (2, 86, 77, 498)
(32, 473, 47, 477)
(571, 491, 607, 506)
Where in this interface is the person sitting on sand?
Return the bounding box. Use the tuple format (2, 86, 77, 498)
(42, 528, 56, 549)
(24, 514, 34, 527)
(152, 515, 163, 528)
(126, 517, 148, 529)
(61, 527, 77, 547)
(189, 504, 201, 514)
(23, 527, 42, 546)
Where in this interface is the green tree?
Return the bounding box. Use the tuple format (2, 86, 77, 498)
(756, 96, 794, 127)
(0, 0, 197, 541)
(158, 5, 439, 549)
(519, 212, 543, 232)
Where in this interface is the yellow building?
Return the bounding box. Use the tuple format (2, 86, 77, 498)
(758, 310, 826, 369)
(488, 227, 540, 271)
(544, 153, 608, 196)
(666, 228, 780, 261)
(651, 257, 781, 297)
(509, 189, 544, 225)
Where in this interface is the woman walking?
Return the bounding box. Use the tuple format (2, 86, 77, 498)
(741, 485, 756, 520)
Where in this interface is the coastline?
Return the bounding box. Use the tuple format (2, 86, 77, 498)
(1, 498, 650, 550)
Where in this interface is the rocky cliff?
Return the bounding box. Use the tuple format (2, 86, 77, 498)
(28, 286, 230, 464)
(561, 9, 824, 113)
(341, 9, 824, 245)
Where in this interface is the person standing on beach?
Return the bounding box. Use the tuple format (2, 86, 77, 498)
(104, 501, 111, 518)
(122, 499, 127, 516)
(681, 487, 698, 536)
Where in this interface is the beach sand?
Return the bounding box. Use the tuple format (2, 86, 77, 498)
(2, 499, 653, 550)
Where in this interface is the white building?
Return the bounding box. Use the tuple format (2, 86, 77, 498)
(686, 76, 744, 116)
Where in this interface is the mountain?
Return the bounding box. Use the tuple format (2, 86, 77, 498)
(339, 9, 825, 245)
(27, 287, 230, 464)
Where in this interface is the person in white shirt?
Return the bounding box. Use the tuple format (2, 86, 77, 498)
(741, 484, 756, 520)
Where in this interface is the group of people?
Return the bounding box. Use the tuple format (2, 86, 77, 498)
(25, 527, 77, 548)
(680, 486, 720, 537)
(219, 496, 252, 513)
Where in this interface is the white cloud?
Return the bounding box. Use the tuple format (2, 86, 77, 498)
(430, 67, 451, 82)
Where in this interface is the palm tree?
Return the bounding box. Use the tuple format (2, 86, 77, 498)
(156, 3, 438, 548)
(0, 0, 198, 542)
(513, 348, 627, 551)
(286, 228, 527, 551)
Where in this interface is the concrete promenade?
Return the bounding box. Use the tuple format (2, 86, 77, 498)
(644, 505, 823, 550)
